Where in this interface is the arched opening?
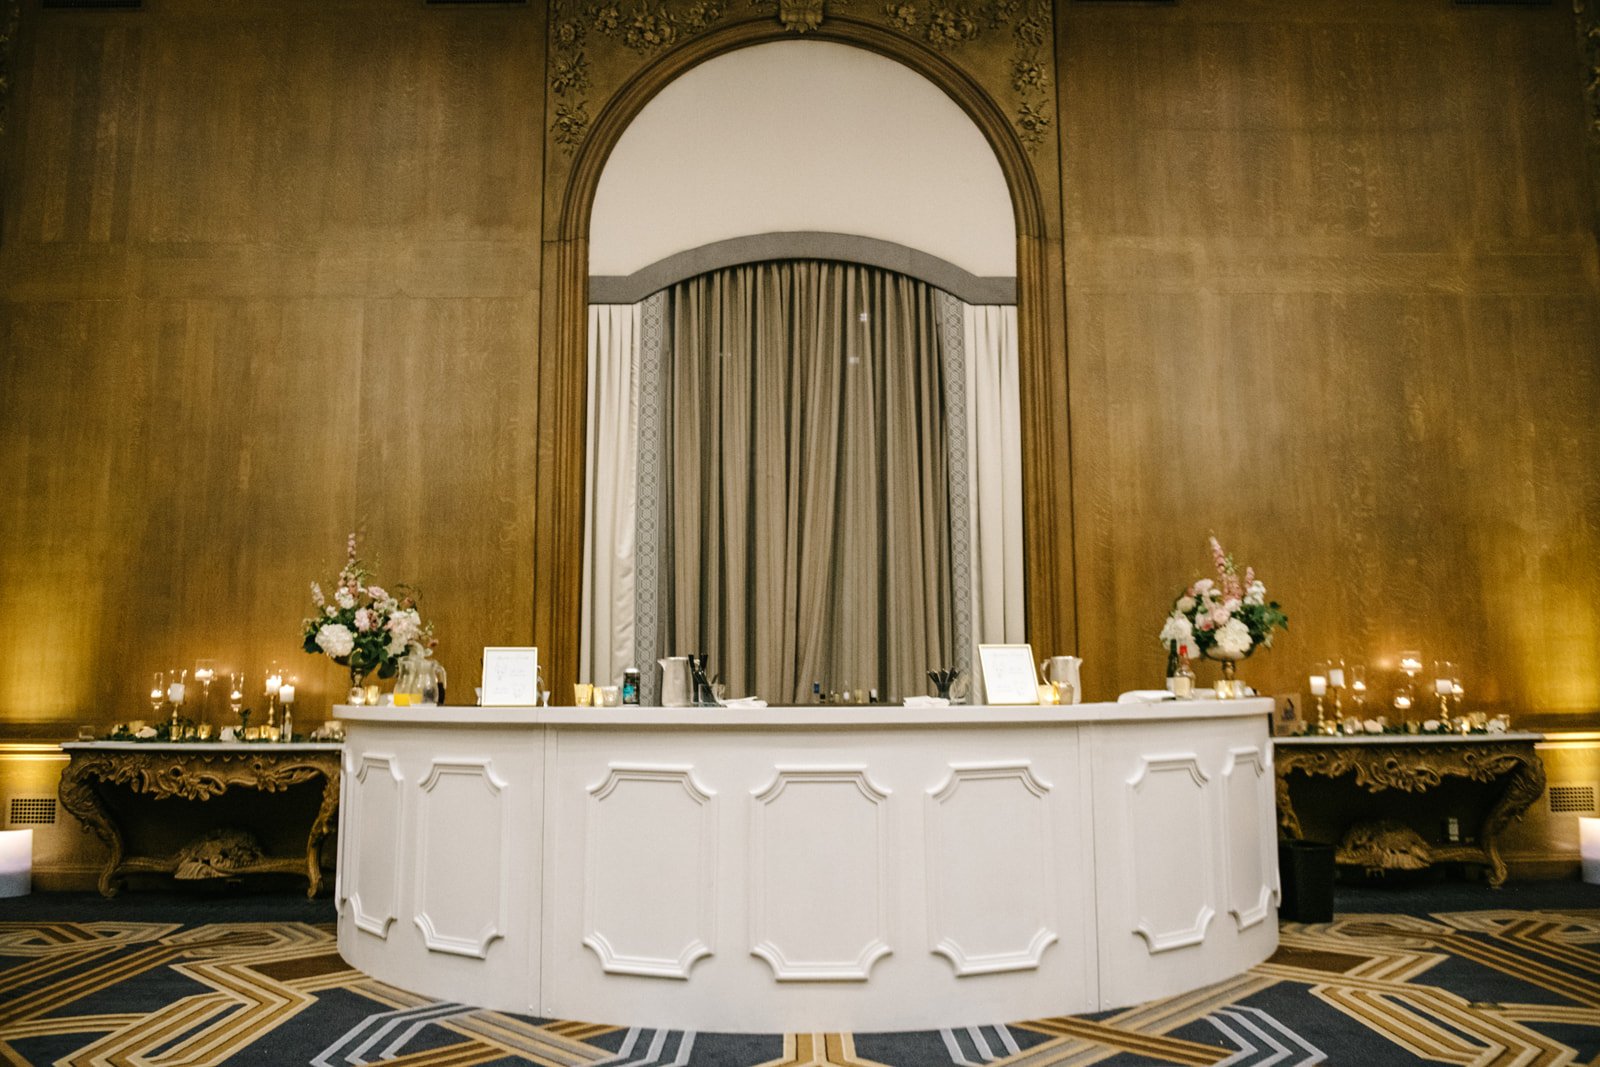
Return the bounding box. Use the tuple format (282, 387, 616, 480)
(536, 16, 1072, 692)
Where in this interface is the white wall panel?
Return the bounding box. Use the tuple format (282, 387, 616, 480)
(1125, 754, 1216, 953)
(583, 764, 717, 978)
(1222, 746, 1276, 931)
(925, 762, 1058, 976)
(346, 752, 403, 939)
(750, 767, 892, 981)
(414, 759, 510, 959)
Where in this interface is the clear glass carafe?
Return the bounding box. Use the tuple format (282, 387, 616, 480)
(394, 646, 446, 706)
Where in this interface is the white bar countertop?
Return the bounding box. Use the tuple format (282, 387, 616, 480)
(1275, 731, 1543, 745)
(336, 697, 1272, 728)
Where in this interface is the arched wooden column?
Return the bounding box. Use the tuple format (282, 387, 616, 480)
(536, 14, 1074, 692)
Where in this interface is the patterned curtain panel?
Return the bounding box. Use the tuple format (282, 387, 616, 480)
(660, 261, 954, 704)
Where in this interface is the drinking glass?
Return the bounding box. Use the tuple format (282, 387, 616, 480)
(149, 672, 166, 717)
(1349, 664, 1368, 710)
(228, 672, 246, 725)
(194, 659, 216, 722)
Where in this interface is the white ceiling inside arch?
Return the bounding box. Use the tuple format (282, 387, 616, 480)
(589, 39, 1016, 280)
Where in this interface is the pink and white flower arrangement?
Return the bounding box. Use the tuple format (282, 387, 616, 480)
(302, 532, 433, 683)
(1159, 537, 1288, 661)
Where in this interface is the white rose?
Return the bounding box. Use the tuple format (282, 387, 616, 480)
(354, 608, 373, 633)
(1487, 719, 1507, 733)
(1193, 579, 1215, 595)
(315, 623, 355, 658)
(1363, 719, 1383, 734)
(1176, 596, 1196, 613)
(220, 726, 237, 741)
(1212, 617, 1254, 658)
(1423, 719, 1442, 733)
(1158, 612, 1193, 646)
(135, 726, 157, 739)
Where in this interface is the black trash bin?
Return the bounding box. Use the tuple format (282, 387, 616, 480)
(1278, 839, 1336, 923)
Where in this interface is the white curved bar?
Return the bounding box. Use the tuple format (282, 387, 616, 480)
(335, 698, 1278, 1032)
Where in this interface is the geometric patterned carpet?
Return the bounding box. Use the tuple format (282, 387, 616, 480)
(6, 886, 1600, 1065)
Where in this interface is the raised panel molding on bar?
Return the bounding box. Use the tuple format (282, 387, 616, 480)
(582, 764, 717, 979)
(347, 752, 404, 940)
(925, 761, 1059, 976)
(413, 759, 510, 959)
(1222, 746, 1276, 931)
(1126, 754, 1216, 954)
(750, 766, 893, 982)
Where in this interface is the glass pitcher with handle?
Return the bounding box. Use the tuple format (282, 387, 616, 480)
(394, 645, 446, 706)
(1039, 655, 1082, 705)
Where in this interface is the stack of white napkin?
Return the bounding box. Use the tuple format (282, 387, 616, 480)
(720, 696, 768, 708)
(902, 696, 951, 707)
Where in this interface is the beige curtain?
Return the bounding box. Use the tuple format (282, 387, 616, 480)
(663, 261, 952, 703)
(963, 304, 1026, 645)
(579, 304, 640, 689)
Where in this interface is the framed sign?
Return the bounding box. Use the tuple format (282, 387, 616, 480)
(481, 646, 540, 707)
(978, 644, 1040, 706)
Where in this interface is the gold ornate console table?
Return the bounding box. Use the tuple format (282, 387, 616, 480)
(58, 742, 341, 898)
(1275, 733, 1546, 888)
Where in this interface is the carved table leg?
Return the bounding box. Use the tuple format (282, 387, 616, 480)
(304, 768, 341, 898)
(57, 757, 126, 898)
(1479, 752, 1547, 889)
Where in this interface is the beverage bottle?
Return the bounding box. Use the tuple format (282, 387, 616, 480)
(1174, 645, 1196, 699)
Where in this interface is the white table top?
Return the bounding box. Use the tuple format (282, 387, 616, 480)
(336, 697, 1274, 729)
(1274, 731, 1543, 745)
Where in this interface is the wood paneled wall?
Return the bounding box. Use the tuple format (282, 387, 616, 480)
(1061, 1, 1600, 724)
(0, 2, 546, 724)
(0, 0, 1594, 730)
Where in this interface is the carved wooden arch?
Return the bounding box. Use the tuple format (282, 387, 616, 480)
(535, 14, 1074, 690)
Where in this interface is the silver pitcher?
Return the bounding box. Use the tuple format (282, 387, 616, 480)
(657, 657, 691, 707)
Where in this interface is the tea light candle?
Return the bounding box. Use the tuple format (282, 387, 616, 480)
(1399, 655, 1423, 674)
(1394, 694, 1413, 711)
(1352, 679, 1367, 694)
(150, 687, 163, 703)
(167, 682, 185, 705)
(1329, 667, 1346, 688)
(194, 666, 214, 683)
(229, 688, 243, 703)
(1308, 674, 1328, 696)
(279, 685, 296, 705)
(1452, 682, 1465, 697)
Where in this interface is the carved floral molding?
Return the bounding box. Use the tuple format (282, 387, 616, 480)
(546, 0, 1054, 160)
(0, 0, 18, 138)
(1578, 0, 1600, 204)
